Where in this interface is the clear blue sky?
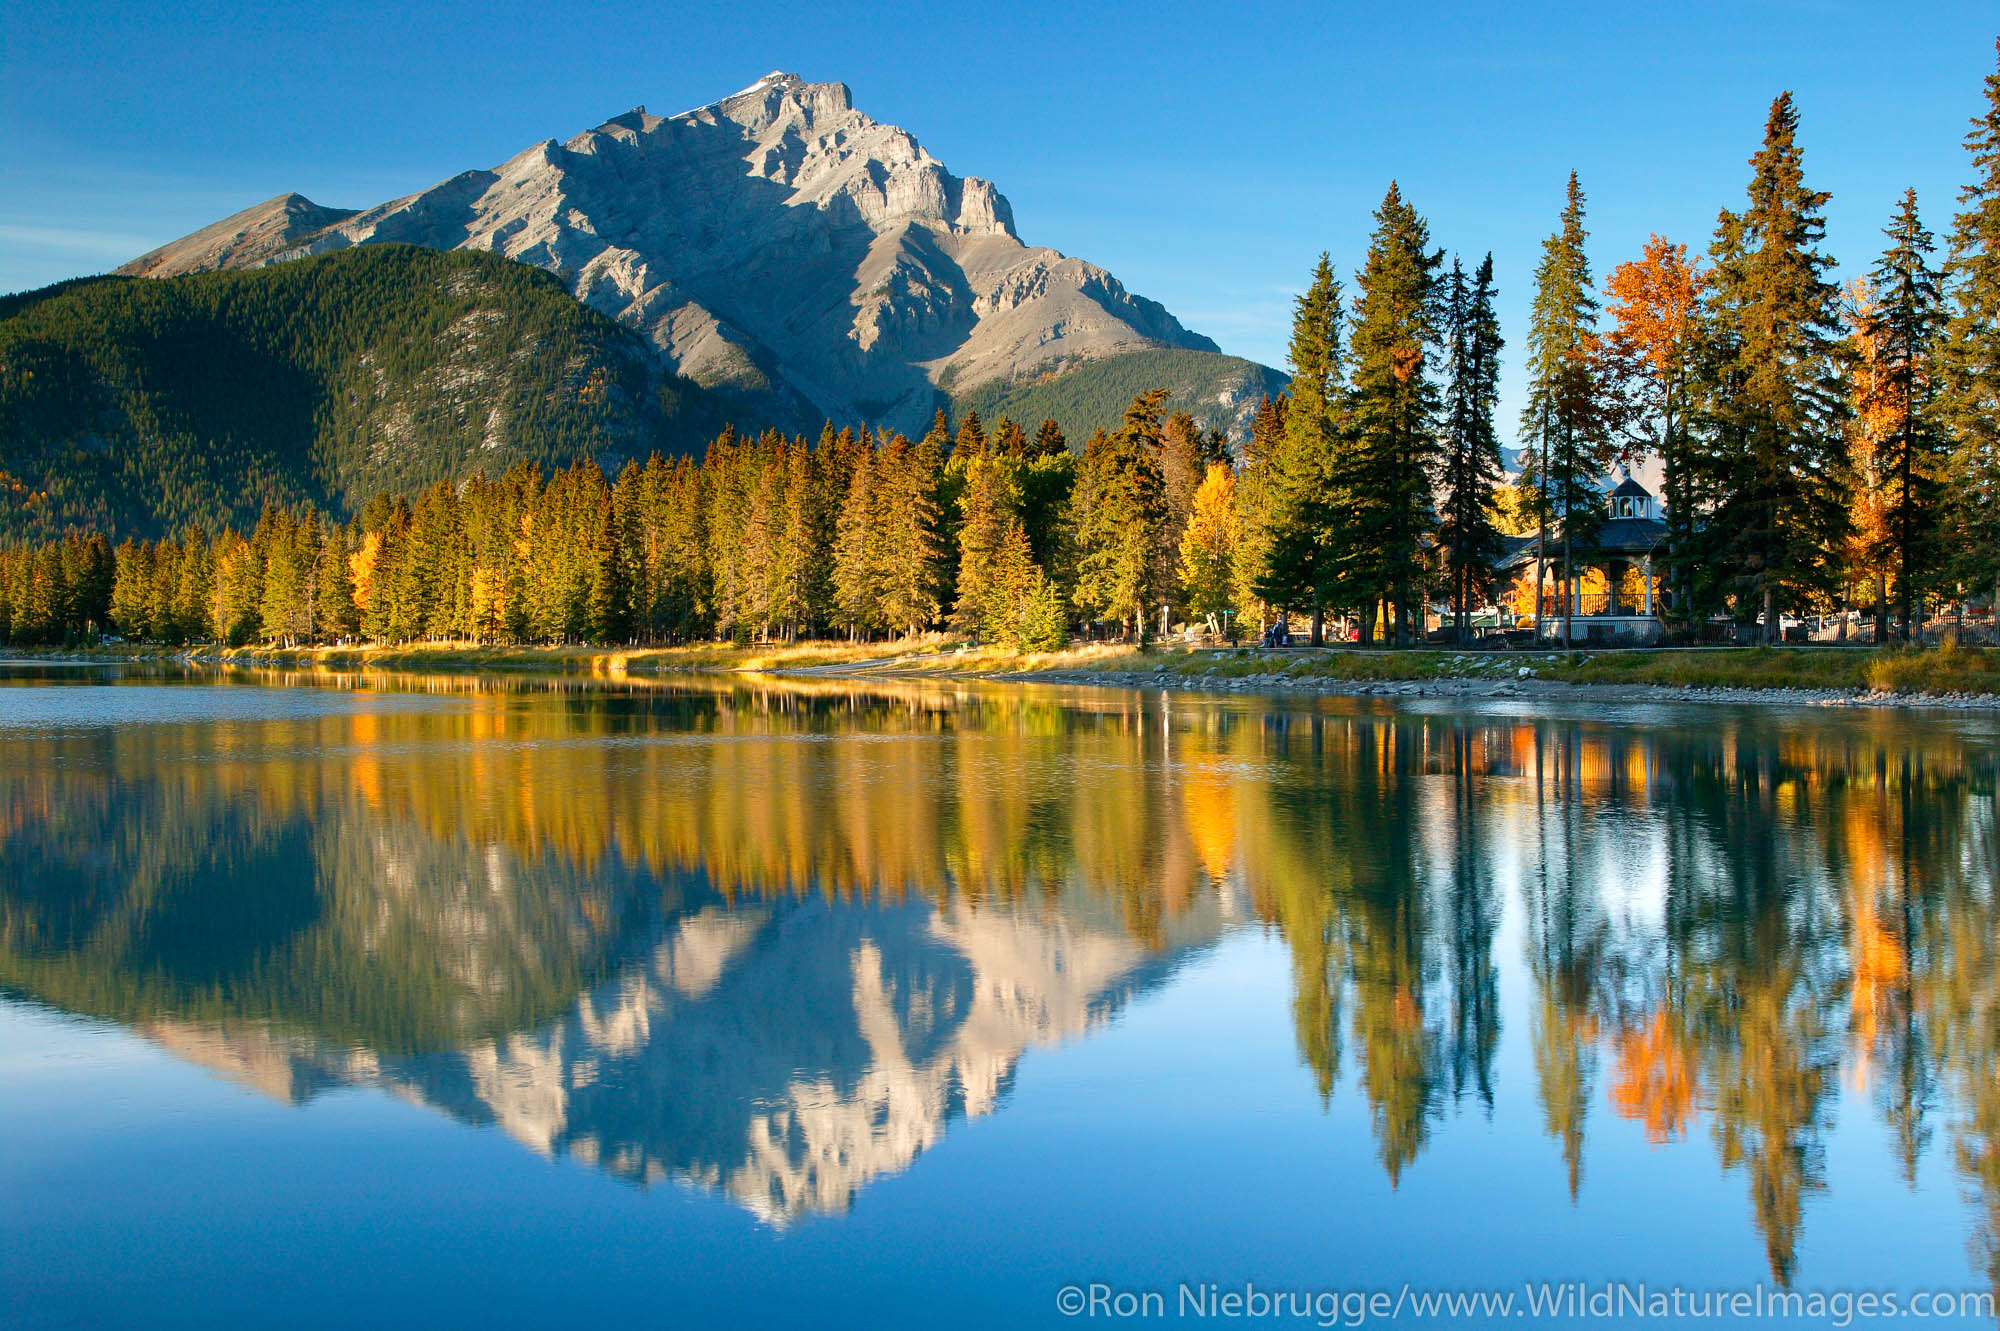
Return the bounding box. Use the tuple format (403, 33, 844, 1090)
(5, 0, 1997, 427)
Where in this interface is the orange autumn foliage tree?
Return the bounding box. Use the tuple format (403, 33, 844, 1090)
(1605, 236, 1708, 620)
(1611, 1010, 1703, 1143)
(1845, 278, 1898, 640)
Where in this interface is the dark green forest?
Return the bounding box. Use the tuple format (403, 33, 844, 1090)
(0, 245, 750, 541)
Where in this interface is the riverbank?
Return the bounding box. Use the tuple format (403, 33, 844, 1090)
(26, 639, 2000, 710)
(815, 641, 2000, 710)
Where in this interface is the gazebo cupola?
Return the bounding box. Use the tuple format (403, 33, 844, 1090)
(1607, 476, 1656, 521)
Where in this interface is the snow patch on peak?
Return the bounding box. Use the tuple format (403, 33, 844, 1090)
(674, 71, 802, 118)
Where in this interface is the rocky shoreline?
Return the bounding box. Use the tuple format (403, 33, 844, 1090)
(888, 664, 2000, 712)
(16, 646, 2000, 712)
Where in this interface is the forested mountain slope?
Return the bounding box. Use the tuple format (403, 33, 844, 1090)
(951, 347, 1287, 450)
(0, 245, 744, 538)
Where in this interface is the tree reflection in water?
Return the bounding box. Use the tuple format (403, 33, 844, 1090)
(1, 667, 1995, 1284)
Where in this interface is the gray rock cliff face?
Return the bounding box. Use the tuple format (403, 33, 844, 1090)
(119, 73, 1219, 434)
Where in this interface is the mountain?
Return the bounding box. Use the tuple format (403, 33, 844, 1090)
(953, 346, 1288, 446)
(0, 246, 746, 538)
(0, 682, 1233, 1222)
(116, 192, 359, 278)
(134, 894, 1219, 1223)
(120, 73, 1256, 437)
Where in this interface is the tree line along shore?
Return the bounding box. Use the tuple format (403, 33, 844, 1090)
(6, 47, 2000, 665)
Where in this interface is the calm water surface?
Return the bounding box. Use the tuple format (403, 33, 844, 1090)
(2, 663, 1996, 1328)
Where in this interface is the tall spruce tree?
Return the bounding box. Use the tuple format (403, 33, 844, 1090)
(1520, 172, 1614, 647)
(1257, 253, 1348, 643)
(877, 430, 945, 636)
(1347, 185, 1443, 646)
(1071, 392, 1169, 640)
(832, 440, 881, 639)
(1698, 93, 1851, 642)
(951, 453, 1017, 638)
(1861, 189, 1948, 637)
(1438, 254, 1506, 642)
(1944, 40, 2000, 620)
(1232, 395, 1287, 632)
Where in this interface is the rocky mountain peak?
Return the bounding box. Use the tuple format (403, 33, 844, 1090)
(116, 192, 359, 278)
(118, 74, 1220, 434)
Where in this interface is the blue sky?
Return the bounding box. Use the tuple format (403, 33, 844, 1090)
(4, 0, 1997, 426)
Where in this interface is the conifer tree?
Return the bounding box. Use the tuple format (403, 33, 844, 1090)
(702, 428, 751, 641)
(659, 455, 711, 641)
(1156, 410, 1216, 605)
(877, 430, 945, 636)
(833, 441, 881, 639)
(983, 518, 1041, 647)
(1698, 94, 1852, 642)
(211, 527, 262, 645)
(585, 493, 629, 644)
(1029, 419, 1069, 460)
(175, 526, 214, 641)
(992, 417, 1029, 457)
(954, 409, 989, 459)
(1437, 254, 1506, 642)
(951, 453, 1017, 638)
(110, 539, 152, 639)
(314, 516, 353, 642)
(1520, 172, 1615, 646)
(1072, 392, 1169, 639)
(1232, 394, 1287, 630)
(257, 506, 312, 646)
(1256, 254, 1347, 642)
(1860, 189, 1948, 637)
(741, 437, 784, 639)
(1018, 563, 1070, 653)
(1943, 39, 2000, 619)
(1017, 432, 1076, 577)
(1348, 186, 1444, 645)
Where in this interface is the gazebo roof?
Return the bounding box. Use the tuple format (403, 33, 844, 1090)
(1497, 516, 1667, 570)
(1609, 476, 1653, 498)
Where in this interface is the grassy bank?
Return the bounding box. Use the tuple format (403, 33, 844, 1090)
(1099, 642, 2000, 695)
(22, 639, 2000, 698)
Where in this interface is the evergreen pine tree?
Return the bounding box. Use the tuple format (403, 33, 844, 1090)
(1256, 254, 1347, 642)
(832, 441, 881, 639)
(1155, 410, 1212, 611)
(1943, 40, 2000, 620)
(992, 417, 1030, 457)
(951, 453, 1017, 638)
(878, 430, 945, 636)
(1861, 188, 1948, 637)
(1438, 254, 1506, 642)
(1232, 395, 1287, 631)
(1698, 94, 1852, 642)
(1348, 185, 1444, 645)
(1072, 391, 1169, 640)
(1029, 418, 1069, 460)
(1520, 172, 1615, 647)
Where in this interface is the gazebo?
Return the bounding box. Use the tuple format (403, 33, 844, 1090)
(1497, 477, 1668, 644)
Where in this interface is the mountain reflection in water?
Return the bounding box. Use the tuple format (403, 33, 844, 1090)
(1, 668, 1996, 1291)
